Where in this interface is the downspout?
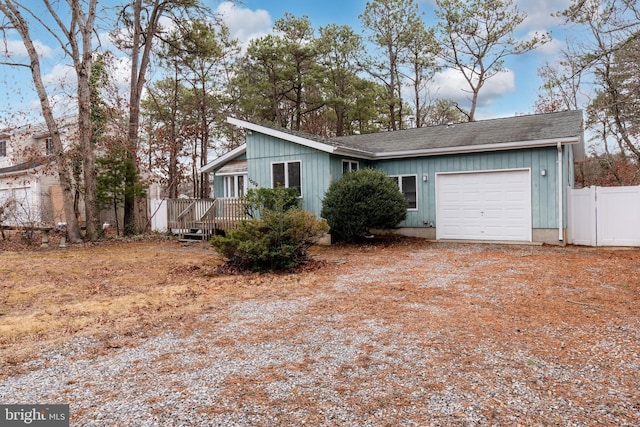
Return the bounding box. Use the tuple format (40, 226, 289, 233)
(557, 142, 563, 241)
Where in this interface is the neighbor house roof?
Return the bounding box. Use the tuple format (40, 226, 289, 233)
(203, 111, 585, 171)
(0, 156, 51, 178)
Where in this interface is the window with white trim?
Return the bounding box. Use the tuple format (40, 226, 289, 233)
(0, 140, 6, 157)
(391, 175, 417, 210)
(272, 161, 301, 195)
(223, 175, 248, 198)
(342, 160, 358, 174)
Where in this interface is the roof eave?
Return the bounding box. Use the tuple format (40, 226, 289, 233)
(227, 117, 336, 154)
(332, 146, 375, 160)
(201, 144, 247, 173)
(371, 136, 583, 160)
(0, 170, 29, 178)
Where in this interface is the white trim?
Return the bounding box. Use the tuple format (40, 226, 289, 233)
(223, 174, 248, 198)
(270, 160, 302, 196)
(435, 168, 532, 242)
(371, 137, 581, 160)
(390, 174, 418, 211)
(201, 144, 246, 173)
(557, 142, 563, 241)
(341, 159, 359, 173)
(227, 117, 337, 154)
(216, 170, 245, 177)
(435, 167, 531, 176)
(332, 146, 373, 159)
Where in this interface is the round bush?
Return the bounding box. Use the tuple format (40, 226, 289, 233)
(321, 168, 407, 242)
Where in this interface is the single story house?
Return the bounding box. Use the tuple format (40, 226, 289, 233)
(202, 110, 585, 245)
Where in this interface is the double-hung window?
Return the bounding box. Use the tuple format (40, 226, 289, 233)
(342, 160, 359, 174)
(0, 140, 6, 157)
(272, 161, 301, 195)
(391, 175, 417, 210)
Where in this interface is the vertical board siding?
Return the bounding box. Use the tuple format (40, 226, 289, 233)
(212, 134, 565, 233)
(212, 153, 247, 199)
(247, 133, 331, 215)
(375, 147, 559, 229)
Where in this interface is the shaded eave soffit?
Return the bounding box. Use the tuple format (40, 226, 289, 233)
(201, 143, 247, 173)
(225, 117, 582, 161)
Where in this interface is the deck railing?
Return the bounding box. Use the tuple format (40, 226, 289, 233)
(166, 198, 247, 238)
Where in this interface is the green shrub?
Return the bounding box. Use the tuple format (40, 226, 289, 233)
(212, 188, 329, 272)
(321, 168, 407, 242)
(244, 187, 300, 218)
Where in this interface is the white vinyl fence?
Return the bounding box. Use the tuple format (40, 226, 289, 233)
(150, 199, 168, 233)
(568, 186, 640, 246)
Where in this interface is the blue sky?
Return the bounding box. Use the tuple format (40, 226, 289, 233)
(0, 0, 573, 128)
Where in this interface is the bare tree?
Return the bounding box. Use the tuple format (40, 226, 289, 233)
(0, 0, 98, 243)
(535, 49, 584, 114)
(561, 0, 640, 161)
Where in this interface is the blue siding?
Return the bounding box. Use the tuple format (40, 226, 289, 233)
(214, 133, 571, 235)
(374, 147, 560, 229)
(247, 133, 331, 215)
(212, 153, 246, 198)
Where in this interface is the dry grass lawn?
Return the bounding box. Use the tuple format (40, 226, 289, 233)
(1, 236, 639, 425)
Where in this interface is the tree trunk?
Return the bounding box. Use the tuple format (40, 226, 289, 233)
(75, 0, 99, 240)
(0, 2, 83, 242)
(123, 0, 166, 235)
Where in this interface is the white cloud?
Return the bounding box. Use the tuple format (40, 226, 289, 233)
(518, 0, 571, 31)
(42, 63, 76, 88)
(431, 67, 516, 110)
(530, 32, 564, 57)
(422, 0, 570, 34)
(1, 38, 54, 59)
(216, 2, 272, 49)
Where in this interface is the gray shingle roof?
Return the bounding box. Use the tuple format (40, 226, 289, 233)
(225, 110, 584, 163)
(331, 110, 584, 154)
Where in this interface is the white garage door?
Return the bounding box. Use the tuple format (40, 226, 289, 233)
(436, 169, 532, 241)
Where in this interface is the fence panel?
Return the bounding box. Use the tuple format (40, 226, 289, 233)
(150, 199, 167, 232)
(568, 186, 640, 247)
(568, 186, 596, 246)
(596, 186, 640, 246)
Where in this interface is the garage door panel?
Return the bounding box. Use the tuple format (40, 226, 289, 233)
(436, 170, 531, 241)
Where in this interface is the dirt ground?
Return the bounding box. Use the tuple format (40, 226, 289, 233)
(1, 235, 639, 425)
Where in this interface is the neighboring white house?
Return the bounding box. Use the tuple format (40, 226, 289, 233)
(0, 116, 82, 227)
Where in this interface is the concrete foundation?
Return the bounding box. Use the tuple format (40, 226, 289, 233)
(372, 227, 567, 246)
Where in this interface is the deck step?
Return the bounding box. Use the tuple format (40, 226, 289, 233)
(181, 232, 211, 241)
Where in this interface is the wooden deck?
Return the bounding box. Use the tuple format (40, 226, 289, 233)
(167, 198, 247, 240)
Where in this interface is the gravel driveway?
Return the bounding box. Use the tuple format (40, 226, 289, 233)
(1, 240, 639, 426)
